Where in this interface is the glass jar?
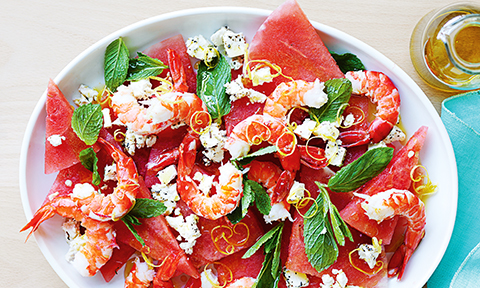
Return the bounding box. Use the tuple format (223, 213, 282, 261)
(410, 2, 480, 91)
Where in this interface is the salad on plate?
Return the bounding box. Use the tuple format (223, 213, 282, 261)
(21, 0, 437, 287)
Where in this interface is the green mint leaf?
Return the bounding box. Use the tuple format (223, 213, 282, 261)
(330, 51, 366, 74)
(243, 223, 283, 259)
(226, 205, 243, 225)
(242, 180, 256, 217)
(104, 37, 130, 92)
(79, 147, 101, 186)
(247, 180, 271, 215)
(329, 201, 353, 245)
(309, 78, 352, 123)
(129, 198, 167, 219)
(127, 52, 168, 81)
(71, 103, 103, 145)
(303, 188, 338, 273)
(328, 147, 394, 192)
(197, 54, 231, 119)
(121, 214, 145, 246)
(271, 231, 282, 279)
(253, 253, 277, 288)
(237, 146, 278, 166)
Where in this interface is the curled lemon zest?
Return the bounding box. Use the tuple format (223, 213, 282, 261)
(148, 76, 174, 95)
(410, 165, 437, 197)
(243, 45, 293, 85)
(275, 128, 297, 157)
(340, 105, 366, 128)
(324, 140, 340, 166)
(305, 136, 328, 162)
(203, 262, 233, 288)
(285, 106, 310, 132)
(210, 223, 250, 255)
(113, 129, 126, 142)
(245, 120, 272, 145)
(348, 248, 384, 275)
(335, 103, 350, 126)
(141, 252, 168, 269)
(291, 189, 318, 219)
(190, 110, 212, 135)
(98, 87, 112, 106)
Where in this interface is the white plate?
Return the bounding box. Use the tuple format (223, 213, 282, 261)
(19, 6, 457, 288)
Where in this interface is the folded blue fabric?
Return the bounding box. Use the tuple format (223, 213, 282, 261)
(428, 90, 480, 287)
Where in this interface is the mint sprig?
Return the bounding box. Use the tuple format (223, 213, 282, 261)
(328, 147, 394, 192)
(303, 183, 353, 273)
(330, 51, 366, 74)
(79, 147, 101, 186)
(197, 54, 231, 120)
(121, 198, 167, 247)
(127, 52, 168, 81)
(71, 103, 103, 145)
(243, 223, 284, 287)
(227, 177, 271, 224)
(104, 37, 130, 92)
(309, 78, 352, 123)
(237, 146, 278, 166)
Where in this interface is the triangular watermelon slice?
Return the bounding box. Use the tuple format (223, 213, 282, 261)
(248, 0, 343, 94)
(44, 79, 98, 174)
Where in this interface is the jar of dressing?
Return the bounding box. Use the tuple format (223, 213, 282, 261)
(410, 2, 480, 91)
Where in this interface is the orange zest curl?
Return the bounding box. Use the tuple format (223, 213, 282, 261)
(210, 223, 250, 255)
(348, 248, 384, 275)
(410, 165, 437, 198)
(190, 110, 212, 135)
(203, 262, 233, 288)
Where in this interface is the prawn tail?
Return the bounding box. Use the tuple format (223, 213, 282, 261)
(20, 204, 56, 241)
(338, 130, 370, 147)
(168, 49, 189, 93)
(387, 244, 414, 280)
(369, 118, 394, 143)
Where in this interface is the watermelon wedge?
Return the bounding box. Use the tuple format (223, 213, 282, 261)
(248, 0, 343, 95)
(143, 34, 197, 93)
(44, 79, 98, 174)
(340, 126, 428, 244)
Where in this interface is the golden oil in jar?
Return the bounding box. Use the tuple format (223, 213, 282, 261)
(410, 3, 480, 91)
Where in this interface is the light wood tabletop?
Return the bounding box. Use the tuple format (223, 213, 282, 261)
(1, 0, 458, 287)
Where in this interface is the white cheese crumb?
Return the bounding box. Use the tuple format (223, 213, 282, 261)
(65, 180, 73, 187)
(225, 75, 267, 103)
(325, 140, 346, 167)
(186, 35, 217, 63)
(264, 202, 293, 224)
(157, 165, 177, 185)
(74, 84, 98, 106)
(357, 240, 381, 269)
(200, 123, 227, 165)
(367, 141, 388, 151)
(408, 150, 415, 158)
(383, 125, 406, 144)
(165, 214, 201, 254)
(72, 183, 96, 200)
(294, 118, 318, 140)
(313, 121, 340, 141)
(320, 269, 353, 288)
(250, 66, 275, 86)
(124, 128, 157, 156)
(102, 108, 112, 128)
(151, 183, 179, 215)
(342, 113, 355, 127)
(287, 181, 306, 204)
(284, 269, 309, 288)
(222, 30, 247, 58)
(193, 172, 215, 196)
(47, 134, 66, 147)
(303, 79, 328, 109)
(200, 268, 220, 288)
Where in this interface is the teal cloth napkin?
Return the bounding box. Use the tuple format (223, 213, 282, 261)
(428, 90, 480, 287)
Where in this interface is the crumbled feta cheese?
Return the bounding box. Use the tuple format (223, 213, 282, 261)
(229, 56, 243, 70)
(47, 134, 66, 147)
(325, 140, 346, 167)
(222, 30, 247, 58)
(186, 35, 217, 63)
(116, 79, 154, 100)
(157, 165, 177, 185)
(210, 26, 230, 47)
(287, 181, 306, 204)
(303, 79, 328, 109)
(72, 183, 96, 200)
(193, 172, 215, 196)
(408, 150, 415, 158)
(294, 118, 317, 140)
(312, 121, 340, 141)
(200, 123, 227, 164)
(74, 84, 98, 106)
(124, 128, 157, 156)
(151, 183, 179, 215)
(250, 66, 275, 86)
(165, 214, 201, 254)
(320, 269, 353, 288)
(64, 180, 73, 187)
(200, 268, 220, 288)
(342, 113, 356, 127)
(102, 108, 112, 128)
(225, 75, 267, 103)
(383, 125, 406, 144)
(284, 269, 309, 288)
(357, 237, 382, 269)
(103, 163, 117, 182)
(264, 203, 293, 224)
(367, 141, 388, 151)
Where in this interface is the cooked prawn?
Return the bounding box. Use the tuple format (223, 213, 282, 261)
(21, 196, 116, 277)
(177, 131, 243, 220)
(355, 188, 425, 280)
(342, 70, 400, 144)
(73, 138, 139, 221)
(125, 256, 156, 288)
(225, 277, 256, 288)
(247, 160, 292, 223)
(263, 79, 327, 119)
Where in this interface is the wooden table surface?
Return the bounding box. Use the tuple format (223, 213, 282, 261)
(1, 0, 458, 287)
